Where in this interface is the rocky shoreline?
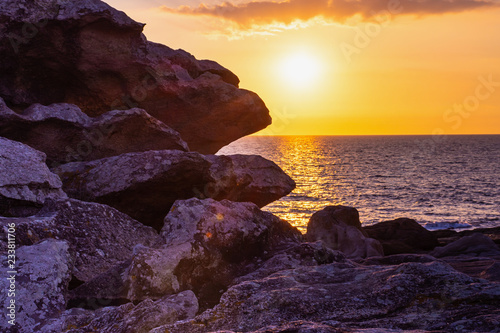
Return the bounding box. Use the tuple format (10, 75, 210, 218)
(1, 1, 499, 332)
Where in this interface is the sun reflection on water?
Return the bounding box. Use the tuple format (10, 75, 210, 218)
(266, 136, 362, 231)
(218, 135, 500, 233)
(220, 136, 362, 232)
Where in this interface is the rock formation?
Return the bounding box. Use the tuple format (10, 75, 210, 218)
(0, 199, 158, 282)
(0, 137, 67, 216)
(155, 259, 500, 333)
(0, 0, 271, 154)
(306, 206, 384, 259)
(0, 239, 73, 333)
(431, 232, 500, 258)
(0, 1, 499, 332)
(68, 198, 302, 310)
(205, 154, 298, 207)
(364, 218, 439, 255)
(53, 151, 295, 229)
(0, 98, 188, 166)
(39, 291, 199, 333)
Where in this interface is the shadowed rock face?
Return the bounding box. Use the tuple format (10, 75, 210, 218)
(0, 239, 73, 333)
(0, 0, 271, 154)
(0, 137, 67, 217)
(0, 99, 189, 166)
(205, 154, 297, 207)
(431, 233, 500, 258)
(306, 206, 384, 259)
(0, 199, 158, 282)
(53, 151, 295, 230)
(364, 218, 439, 255)
(39, 290, 199, 333)
(68, 199, 302, 311)
(155, 260, 500, 333)
(53, 150, 212, 230)
(159, 198, 302, 259)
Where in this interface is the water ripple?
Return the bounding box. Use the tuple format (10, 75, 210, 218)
(219, 135, 500, 231)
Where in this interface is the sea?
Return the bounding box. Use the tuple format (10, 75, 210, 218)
(218, 135, 500, 233)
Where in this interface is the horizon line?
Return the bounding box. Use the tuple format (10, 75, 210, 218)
(251, 133, 500, 137)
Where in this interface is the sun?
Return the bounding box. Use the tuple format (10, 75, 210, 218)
(280, 52, 321, 88)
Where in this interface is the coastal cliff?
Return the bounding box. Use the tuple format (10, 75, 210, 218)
(0, 1, 499, 333)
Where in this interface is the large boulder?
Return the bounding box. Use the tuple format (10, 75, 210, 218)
(231, 241, 348, 285)
(0, 99, 188, 166)
(364, 218, 439, 255)
(0, 0, 271, 153)
(0, 239, 73, 333)
(159, 198, 302, 255)
(429, 232, 500, 282)
(0, 199, 158, 282)
(69, 199, 302, 310)
(443, 257, 500, 282)
(54, 150, 212, 230)
(155, 260, 500, 332)
(306, 206, 383, 259)
(432, 227, 500, 247)
(0, 137, 67, 217)
(53, 151, 295, 230)
(39, 290, 198, 333)
(430, 233, 500, 258)
(206, 154, 297, 207)
(207, 322, 427, 333)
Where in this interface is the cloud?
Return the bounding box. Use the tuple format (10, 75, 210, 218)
(161, 0, 498, 29)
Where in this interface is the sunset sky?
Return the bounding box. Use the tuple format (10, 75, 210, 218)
(106, 0, 500, 135)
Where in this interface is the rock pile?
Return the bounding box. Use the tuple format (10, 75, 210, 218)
(1, 1, 499, 333)
(0, 0, 270, 154)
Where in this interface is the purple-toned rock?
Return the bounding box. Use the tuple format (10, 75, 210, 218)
(0, 239, 73, 333)
(0, 0, 270, 154)
(0, 137, 67, 217)
(69, 199, 301, 310)
(159, 198, 301, 255)
(202, 322, 429, 333)
(358, 254, 436, 266)
(134, 198, 300, 307)
(39, 291, 198, 333)
(306, 206, 383, 259)
(0, 199, 158, 282)
(0, 99, 188, 165)
(364, 218, 439, 255)
(430, 233, 500, 258)
(53, 152, 295, 230)
(155, 261, 500, 333)
(442, 257, 500, 282)
(53, 150, 212, 230)
(206, 154, 296, 207)
(232, 241, 348, 285)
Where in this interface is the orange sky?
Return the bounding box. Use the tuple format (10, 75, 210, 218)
(105, 0, 500, 135)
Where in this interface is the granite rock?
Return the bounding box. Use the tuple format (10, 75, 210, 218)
(306, 206, 383, 259)
(54, 152, 295, 230)
(364, 218, 439, 255)
(0, 99, 188, 165)
(69, 199, 301, 310)
(0, 199, 158, 282)
(0, 137, 67, 217)
(155, 261, 500, 332)
(0, 0, 271, 153)
(430, 233, 500, 258)
(39, 290, 198, 333)
(0, 239, 73, 333)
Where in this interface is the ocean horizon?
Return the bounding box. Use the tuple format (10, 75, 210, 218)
(218, 134, 500, 232)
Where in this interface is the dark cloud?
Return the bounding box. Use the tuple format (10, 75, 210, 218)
(161, 0, 498, 28)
